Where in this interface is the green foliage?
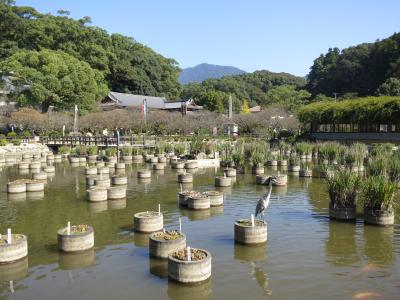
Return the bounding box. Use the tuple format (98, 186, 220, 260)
(264, 85, 311, 111)
(307, 33, 400, 97)
(121, 147, 132, 156)
(298, 96, 400, 124)
(376, 78, 400, 96)
(132, 147, 142, 156)
(0, 49, 108, 112)
(190, 135, 205, 154)
(11, 138, 21, 145)
(58, 145, 70, 154)
(74, 145, 87, 156)
(155, 143, 165, 154)
(296, 142, 312, 155)
(232, 151, 245, 168)
(7, 132, 16, 137)
(181, 70, 306, 110)
(87, 146, 98, 156)
(174, 143, 186, 156)
(326, 169, 360, 207)
(105, 147, 117, 157)
(0, 139, 8, 146)
(0, 2, 181, 102)
(362, 176, 397, 210)
(20, 130, 31, 138)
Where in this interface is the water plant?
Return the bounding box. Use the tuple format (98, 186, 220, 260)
(155, 143, 165, 154)
(121, 147, 132, 156)
(362, 176, 397, 210)
(296, 142, 312, 155)
(232, 151, 245, 168)
(87, 145, 98, 156)
(174, 143, 186, 156)
(75, 145, 87, 156)
(289, 156, 300, 166)
(326, 169, 360, 208)
(132, 147, 142, 156)
(105, 147, 117, 157)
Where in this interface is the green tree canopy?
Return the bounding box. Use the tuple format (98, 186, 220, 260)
(264, 85, 311, 111)
(377, 77, 400, 96)
(0, 49, 108, 112)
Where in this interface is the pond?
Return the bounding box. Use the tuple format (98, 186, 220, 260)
(0, 162, 399, 300)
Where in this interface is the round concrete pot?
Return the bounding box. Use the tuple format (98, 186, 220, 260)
(184, 161, 198, 169)
(224, 168, 236, 177)
(178, 191, 199, 206)
(134, 212, 164, 233)
(168, 248, 211, 283)
(215, 176, 231, 187)
(272, 174, 288, 186)
(252, 165, 264, 175)
(25, 180, 44, 192)
(85, 167, 98, 176)
(299, 169, 313, 177)
(111, 175, 127, 185)
(149, 231, 186, 259)
(18, 163, 29, 170)
(178, 173, 193, 184)
(266, 160, 278, 166)
(86, 188, 108, 202)
(364, 208, 394, 226)
(32, 172, 47, 181)
(153, 163, 165, 170)
(234, 219, 267, 245)
(97, 167, 110, 175)
(202, 191, 223, 206)
(277, 160, 288, 166)
(149, 157, 159, 164)
(43, 165, 55, 173)
(132, 155, 143, 163)
(107, 186, 126, 200)
(94, 177, 111, 188)
(95, 161, 105, 168)
(0, 234, 28, 264)
(57, 225, 94, 252)
(122, 156, 132, 163)
(7, 181, 27, 194)
(138, 169, 151, 179)
(187, 194, 210, 210)
(85, 175, 97, 187)
(158, 157, 167, 163)
(329, 203, 356, 221)
(115, 162, 125, 169)
(171, 161, 185, 169)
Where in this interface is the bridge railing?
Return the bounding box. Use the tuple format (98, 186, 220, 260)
(40, 135, 158, 147)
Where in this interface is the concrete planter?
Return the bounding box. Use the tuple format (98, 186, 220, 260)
(149, 232, 186, 259)
(107, 156, 117, 163)
(87, 188, 108, 202)
(178, 173, 193, 183)
(215, 176, 231, 187)
(85, 167, 98, 176)
(7, 181, 27, 194)
(252, 165, 264, 175)
(277, 160, 288, 166)
(87, 155, 97, 162)
(132, 155, 143, 162)
(150, 157, 159, 164)
(57, 225, 94, 252)
(29, 162, 41, 169)
(288, 165, 300, 172)
(43, 165, 55, 173)
(329, 203, 356, 221)
(97, 167, 109, 175)
(202, 191, 223, 206)
(95, 161, 105, 168)
(25, 180, 44, 192)
(106, 161, 116, 168)
(299, 169, 313, 177)
(85, 175, 97, 187)
(234, 219, 267, 245)
(107, 186, 126, 199)
(224, 168, 236, 177)
(115, 163, 125, 169)
(111, 175, 127, 185)
(266, 160, 277, 166)
(158, 157, 167, 163)
(79, 156, 87, 163)
(188, 194, 210, 210)
(32, 172, 47, 181)
(94, 178, 111, 188)
(255, 175, 269, 185)
(0, 234, 28, 264)
(134, 212, 163, 233)
(273, 174, 288, 186)
(179, 191, 199, 206)
(153, 163, 165, 170)
(122, 156, 132, 163)
(184, 161, 197, 169)
(364, 208, 394, 226)
(18, 163, 29, 170)
(168, 248, 211, 284)
(171, 161, 185, 169)
(138, 169, 151, 179)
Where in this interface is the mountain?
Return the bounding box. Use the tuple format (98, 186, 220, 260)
(179, 63, 246, 84)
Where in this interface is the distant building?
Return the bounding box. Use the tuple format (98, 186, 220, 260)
(101, 92, 203, 112)
(249, 105, 261, 113)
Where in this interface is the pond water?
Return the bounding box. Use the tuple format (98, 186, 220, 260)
(0, 161, 399, 300)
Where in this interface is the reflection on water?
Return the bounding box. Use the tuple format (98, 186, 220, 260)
(364, 226, 395, 266)
(325, 221, 360, 267)
(251, 262, 271, 296)
(180, 207, 211, 221)
(167, 278, 212, 300)
(234, 243, 267, 262)
(26, 191, 45, 201)
(108, 198, 127, 210)
(133, 232, 151, 247)
(58, 249, 95, 270)
(149, 258, 168, 278)
(88, 201, 108, 213)
(0, 257, 28, 282)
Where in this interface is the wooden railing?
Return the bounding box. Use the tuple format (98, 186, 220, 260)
(40, 135, 158, 147)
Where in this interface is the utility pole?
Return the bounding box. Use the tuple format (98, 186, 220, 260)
(333, 93, 338, 101)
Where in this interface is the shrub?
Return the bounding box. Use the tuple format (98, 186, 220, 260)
(232, 151, 245, 168)
(132, 147, 142, 156)
(174, 143, 186, 156)
(12, 139, 22, 146)
(121, 147, 132, 156)
(105, 147, 117, 157)
(0, 139, 8, 146)
(326, 170, 360, 208)
(59, 146, 71, 154)
(362, 176, 397, 210)
(87, 146, 98, 156)
(75, 145, 87, 156)
(20, 130, 32, 138)
(7, 132, 16, 138)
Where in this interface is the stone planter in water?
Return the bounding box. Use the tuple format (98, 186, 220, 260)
(158, 157, 167, 163)
(107, 156, 117, 163)
(168, 248, 212, 284)
(202, 191, 223, 206)
(7, 180, 27, 194)
(252, 165, 264, 175)
(111, 175, 127, 185)
(138, 169, 151, 179)
(179, 191, 199, 206)
(122, 156, 132, 163)
(0, 234, 28, 264)
(115, 162, 125, 169)
(329, 203, 356, 221)
(29, 162, 41, 169)
(149, 231, 186, 259)
(95, 161, 105, 168)
(86, 175, 97, 187)
(188, 194, 210, 210)
(184, 161, 197, 169)
(97, 167, 109, 175)
(178, 173, 193, 183)
(87, 187, 108, 202)
(255, 175, 269, 185)
(153, 163, 165, 170)
(69, 156, 80, 164)
(25, 180, 44, 192)
(299, 169, 313, 177)
(134, 212, 163, 233)
(79, 156, 87, 163)
(364, 208, 394, 226)
(18, 163, 29, 170)
(132, 155, 143, 163)
(106, 161, 116, 168)
(87, 155, 97, 162)
(150, 157, 159, 164)
(57, 225, 94, 252)
(234, 219, 267, 245)
(107, 186, 126, 200)
(171, 161, 185, 169)
(85, 167, 98, 176)
(94, 177, 111, 188)
(266, 160, 277, 166)
(32, 171, 47, 181)
(43, 165, 55, 173)
(277, 160, 288, 166)
(215, 176, 231, 187)
(224, 168, 236, 177)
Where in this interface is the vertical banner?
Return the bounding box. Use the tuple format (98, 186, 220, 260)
(142, 98, 147, 126)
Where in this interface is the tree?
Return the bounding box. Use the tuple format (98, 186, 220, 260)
(241, 99, 250, 114)
(57, 10, 70, 16)
(0, 49, 108, 112)
(198, 91, 225, 113)
(264, 85, 311, 111)
(377, 78, 400, 96)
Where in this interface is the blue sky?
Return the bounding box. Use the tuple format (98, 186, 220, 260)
(17, 0, 400, 76)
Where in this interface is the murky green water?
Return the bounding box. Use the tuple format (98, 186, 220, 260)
(0, 161, 399, 300)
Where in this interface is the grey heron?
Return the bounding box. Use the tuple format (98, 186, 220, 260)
(255, 176, 277, 220)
